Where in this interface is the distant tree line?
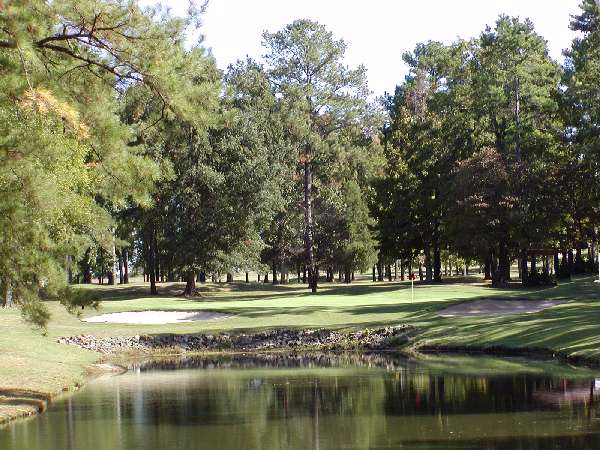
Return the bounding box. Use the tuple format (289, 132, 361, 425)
(1, 0, 599, 328)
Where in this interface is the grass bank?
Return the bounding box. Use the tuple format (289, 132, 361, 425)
(1, 274, 599, 424)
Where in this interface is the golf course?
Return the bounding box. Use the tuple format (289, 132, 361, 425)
(2, 274, 599, 425)
(3, 0, 600, 447)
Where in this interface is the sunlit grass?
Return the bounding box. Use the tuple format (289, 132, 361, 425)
(1, 274, 598, 422)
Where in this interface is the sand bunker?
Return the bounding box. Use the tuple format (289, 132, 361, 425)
(83, 310, 230, 325)
(438, 299, 565, 317)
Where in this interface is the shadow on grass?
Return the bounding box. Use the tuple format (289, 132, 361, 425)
(76, 275, 600, 355)
(83, 275, 528, 303)
(408, 276, 600, 353)
(211, 276, 600, 354)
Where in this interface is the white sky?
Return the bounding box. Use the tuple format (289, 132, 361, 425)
(153, 0, 582, 96)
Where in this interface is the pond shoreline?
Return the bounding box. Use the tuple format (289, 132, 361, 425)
(3, 324, 600, 428)
(417, 344, 600, 369)
(0, 325, 413, 427)
(57, 325, 415, 354)
(0, 362, 127, 428)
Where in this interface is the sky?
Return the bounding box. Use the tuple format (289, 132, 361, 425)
(152, 0, 582, 96)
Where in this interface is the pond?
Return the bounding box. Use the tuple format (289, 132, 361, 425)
(2, 353, 600, 449)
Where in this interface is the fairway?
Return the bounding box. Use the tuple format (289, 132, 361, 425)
(2, 275, 600, 424)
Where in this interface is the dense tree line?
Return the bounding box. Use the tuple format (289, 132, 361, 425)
(375, 3, 600, 287)
(1, 0, 599, 328)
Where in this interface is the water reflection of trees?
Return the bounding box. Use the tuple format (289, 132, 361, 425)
(127, 351, 411, 372)
(5, 353, 600, 450)
(106, 354, 600, 448)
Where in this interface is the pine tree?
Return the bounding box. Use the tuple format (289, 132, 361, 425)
(263, 19, 374, 292)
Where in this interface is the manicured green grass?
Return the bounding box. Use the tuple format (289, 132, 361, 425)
(1, 275, 599, 422)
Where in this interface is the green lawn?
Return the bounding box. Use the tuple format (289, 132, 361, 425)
(1, 275, 599, 422)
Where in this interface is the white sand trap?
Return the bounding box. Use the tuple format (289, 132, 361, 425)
(438, 299, 565, 317)
(83, 310, 230, 324)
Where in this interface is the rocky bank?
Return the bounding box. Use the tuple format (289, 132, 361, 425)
(58, 325, 415, 354)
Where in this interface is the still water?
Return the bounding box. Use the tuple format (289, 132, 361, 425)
(2, 353, 600, 449)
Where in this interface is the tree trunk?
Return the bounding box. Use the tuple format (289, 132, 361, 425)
(433, 236, 441, 282)
(245, 272, 249, 283)
(568, 249, 574, 274)
(272, 261, 278, 285)
(226, 273, 233, 283)
(344, 269, 351, 284)
(498, 240, 510, 281)
(400, 261, 405, 281)
(394, 260, 398, 280)
(148, 224, 157, 295)
(118, 252, 124, 284)
(264, 272, 269, 283)
(1, 279, 8, 307)
(490, 252, 500, 287)
(123, 249, 129, 284)
(387, 264, 392, 282)
(109, 231, 117, 285)
(425, 246, 432, 282)
(372, 266, 376, 282)
(281, 264, 288, 284)
(520, 250, 528, 286)
(66, 255, 73, 284)
(558, 250, 571, 279)
(153, 228, 160, 285)
(99, 247, 104, 285)
(303, 143, 317, 293)
(484, 253, 492, 280)
(553, 252, 560, 276)
(83, 249, 92, 284)
(183, 271, 196, 296)
(515, 75, 522, 161)
(575, 245, 583, 273)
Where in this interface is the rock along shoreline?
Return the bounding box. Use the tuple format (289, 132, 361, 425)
(58, 325, 415, 354)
